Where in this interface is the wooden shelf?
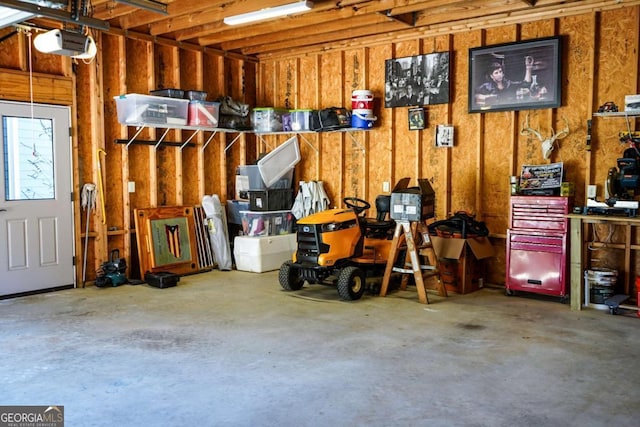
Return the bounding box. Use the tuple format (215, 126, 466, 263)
(567, 214, 640, 311)
(592, 111, 640, 117)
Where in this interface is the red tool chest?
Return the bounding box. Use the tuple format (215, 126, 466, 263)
(505, 196, 571, 298)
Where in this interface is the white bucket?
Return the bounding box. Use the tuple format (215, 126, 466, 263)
(352, 90, 374, 110)
(584, 268, 618, 308)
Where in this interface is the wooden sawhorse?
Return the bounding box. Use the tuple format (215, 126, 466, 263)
(379, 220, 447, 304)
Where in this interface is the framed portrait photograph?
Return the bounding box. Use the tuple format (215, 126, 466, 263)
(408, 107, 426, 130)
(435, 125, 454, 147)
(385, 51, 450, 108)
(468, 36, 562, 113)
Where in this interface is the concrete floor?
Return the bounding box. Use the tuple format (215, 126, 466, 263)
(1, 270, 639, 427)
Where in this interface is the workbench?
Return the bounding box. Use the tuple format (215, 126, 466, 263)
(567, 214, 640, 311)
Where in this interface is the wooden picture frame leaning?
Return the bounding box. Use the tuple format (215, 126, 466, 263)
(134, 206, 199, 278)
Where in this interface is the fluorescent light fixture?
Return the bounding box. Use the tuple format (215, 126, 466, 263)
(223, 1, 313, 26)
(0, 5, 34, 29)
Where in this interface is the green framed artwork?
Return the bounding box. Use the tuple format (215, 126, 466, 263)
(134, 206, 199, 277)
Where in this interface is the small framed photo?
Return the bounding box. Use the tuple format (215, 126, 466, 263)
(435, 124, 454, 147)
(408, 107, 426, 130)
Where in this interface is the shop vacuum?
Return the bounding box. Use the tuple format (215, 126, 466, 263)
(95, 250, 128, 287)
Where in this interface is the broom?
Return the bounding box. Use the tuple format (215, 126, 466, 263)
(81, 183, 96, 288)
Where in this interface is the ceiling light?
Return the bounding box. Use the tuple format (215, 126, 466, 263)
(0, 5, 34, 29)
(223, 1, 313, 26)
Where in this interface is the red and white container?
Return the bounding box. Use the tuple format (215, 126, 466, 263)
(352, 90, 374, 110)
(351, 90, 376, 128)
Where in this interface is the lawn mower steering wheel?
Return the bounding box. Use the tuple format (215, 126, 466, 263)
(344, 197, 371, 215)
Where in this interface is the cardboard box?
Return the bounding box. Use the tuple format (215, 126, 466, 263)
(234, 234, 297, 273)
(625, 94, 640, 113)
(431, 236, 494, 294)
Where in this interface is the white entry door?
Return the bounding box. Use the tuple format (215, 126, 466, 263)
(0, 101, 74, 298)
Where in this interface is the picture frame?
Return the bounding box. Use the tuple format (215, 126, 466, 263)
(435, 124, 454, 147)
(408, 107, 426, 130)
(468, 36, 562, 113)
(385, 52, 450, 108)
(134, 206, 200, 277)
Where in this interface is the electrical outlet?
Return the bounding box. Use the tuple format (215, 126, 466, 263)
(587, 184, 597, 199)
(128, 181, 135, 193)
(383, 181, 390, 192)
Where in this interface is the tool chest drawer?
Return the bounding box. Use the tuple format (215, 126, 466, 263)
(509, 196, 571, 232)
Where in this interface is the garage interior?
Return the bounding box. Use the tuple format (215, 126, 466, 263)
(1, 0, 640, 425)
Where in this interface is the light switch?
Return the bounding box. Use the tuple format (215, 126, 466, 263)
(383, 181, 390, 192)
(128, 181, 135, 193)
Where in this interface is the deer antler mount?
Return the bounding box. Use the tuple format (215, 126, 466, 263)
(520, 114, 570, 160)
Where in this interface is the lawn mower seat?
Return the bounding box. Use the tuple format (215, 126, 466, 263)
(365, 195, 395, 237)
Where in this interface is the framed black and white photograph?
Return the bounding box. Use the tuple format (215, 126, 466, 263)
(435, 124, 454, 147)
(385, 52, 450, 108)
(468, 36, 562, 113)
(408, 107, 426, 130)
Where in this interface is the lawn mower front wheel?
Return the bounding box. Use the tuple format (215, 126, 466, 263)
(337, 266, 366, 301)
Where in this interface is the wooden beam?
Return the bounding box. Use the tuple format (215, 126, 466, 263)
(0, 68, 73, 104)
(383, 11, 417, 26)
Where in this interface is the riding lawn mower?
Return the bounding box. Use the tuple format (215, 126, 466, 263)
(278, 178, 419, 300)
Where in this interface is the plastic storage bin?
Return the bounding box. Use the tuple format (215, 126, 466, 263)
(114, 94, 189, 125)
(249, 189, 294, 211)
(184, 90, 207, 101)
(234, 234, 297, 273)
(240, 210, 295, 237)
(188, 101, 220, 127)
(257, 136, 301, 188)
(236, 165, 294, 190)
(252, 107, 288, 132)
(290, 109, 313, 131)
(150, 88, 185, 98)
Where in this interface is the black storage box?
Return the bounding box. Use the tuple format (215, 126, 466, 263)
(249, 189, 294, 211)
(145, 271, 180, 288)
(150, 88, 185, 99)
(390, 178, 435, 222)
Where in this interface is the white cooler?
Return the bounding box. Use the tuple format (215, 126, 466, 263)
(234, 234, 296, 273)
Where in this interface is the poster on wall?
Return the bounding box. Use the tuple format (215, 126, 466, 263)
(519, 162, 563, 195)
(468, 36, 562, 113)
(385, 52, 450, 108)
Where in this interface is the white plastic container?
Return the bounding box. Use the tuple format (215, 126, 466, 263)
(252, 107, 288, 132)
(290, 109, 313, 131)
(234, 234, 297, 273)
(114, 94, 189, 125)
(258, 135, 301, 188)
